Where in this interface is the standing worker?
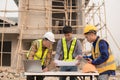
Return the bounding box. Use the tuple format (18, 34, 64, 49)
(26, 32, 55, 80)
(54, 26, 82, 80)
(82, 24, 116, 80)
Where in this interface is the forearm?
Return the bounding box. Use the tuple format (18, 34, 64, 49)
(28, 51, 35, 60)
(45, 53, 56, 70)
(92, 53, 109, 65)
(28, 41, 37, 60)
(54, 53, 60, 60)
(46, 60, 56, 71)
(75, 40, 82, 56)
(83, 55, 93, 59)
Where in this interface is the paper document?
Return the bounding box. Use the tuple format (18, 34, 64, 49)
(54, 60, 78, 66)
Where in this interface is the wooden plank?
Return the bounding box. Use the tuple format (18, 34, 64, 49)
(64, 0, 68, 25)
(0, 27, 19, 33)
(22, 34, 85, 39)
(69, 0, 72, 26)
(52, 18, 78, 21)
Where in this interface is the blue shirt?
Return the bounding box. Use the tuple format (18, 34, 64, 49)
(84, 36, 115, 75)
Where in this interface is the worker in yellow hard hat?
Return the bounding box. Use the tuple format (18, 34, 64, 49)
(78, 24, 116, 80)
(26, 32, 55, 80)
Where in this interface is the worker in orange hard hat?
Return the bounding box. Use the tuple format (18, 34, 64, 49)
(78, 24, 116, 80)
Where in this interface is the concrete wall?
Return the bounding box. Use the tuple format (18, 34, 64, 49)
(76, 0, 85, 34)
(19, 0, 52, 39)
(0, 34, 18, 67)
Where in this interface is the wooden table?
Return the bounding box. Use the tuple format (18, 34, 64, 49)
(24, 71, 99, 80)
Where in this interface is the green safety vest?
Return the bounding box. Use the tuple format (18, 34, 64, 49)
(62, 37, 77, 61)
(27, 39, 48, 65)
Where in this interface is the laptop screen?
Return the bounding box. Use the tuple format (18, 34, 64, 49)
(23, 60, 43, 73)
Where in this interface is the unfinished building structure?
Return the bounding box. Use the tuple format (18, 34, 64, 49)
(0, 0, 88, 70)
(2, 0, 118, 79)
(17, 0, 87, 70)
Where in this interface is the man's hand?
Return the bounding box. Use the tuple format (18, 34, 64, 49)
(42, 67, 48, 72)
(86, 58, 92, 64)
(75, 55, 82, 66)
(53, 60, 59, 67)
(75, 55, 83, 60)
(75, 61, 80, 66)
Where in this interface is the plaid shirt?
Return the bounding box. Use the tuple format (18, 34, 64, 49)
(28, 39, 53, 68)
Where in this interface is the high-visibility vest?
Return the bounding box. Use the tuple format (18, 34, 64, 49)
(62, 37, 77, 61)
(92, 38, 116, 74)
(27, 39, 48, 66)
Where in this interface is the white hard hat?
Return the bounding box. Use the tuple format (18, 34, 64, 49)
(43, 32, 55, 42)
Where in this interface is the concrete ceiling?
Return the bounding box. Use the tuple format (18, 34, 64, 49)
(14, 0, 19, 6)
(14, 0, 90, 7)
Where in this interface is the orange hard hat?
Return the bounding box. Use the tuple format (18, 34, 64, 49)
(82, 63, 97, 73)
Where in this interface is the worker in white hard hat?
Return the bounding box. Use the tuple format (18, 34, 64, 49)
(77, 24, 116, 80)
(26, 32, 55, 80)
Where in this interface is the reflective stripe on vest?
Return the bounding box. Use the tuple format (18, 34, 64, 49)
(92, 38, 116, 73)
(62, 38, 77, 61)
(33, 39, 48, 65)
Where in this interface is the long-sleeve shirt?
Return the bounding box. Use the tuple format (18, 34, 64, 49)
(28, 39, 53, 69)
(92, 37, 109, 65)
(54, 37, 82, 60)
(83, 36, 115, 75)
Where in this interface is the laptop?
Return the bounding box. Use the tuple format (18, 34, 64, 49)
(23, 60, 43, 73)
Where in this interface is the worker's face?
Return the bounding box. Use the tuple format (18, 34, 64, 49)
(64, 33, 72, 41)
(84, 33, 94, 43)
(45, 40, 53, 48)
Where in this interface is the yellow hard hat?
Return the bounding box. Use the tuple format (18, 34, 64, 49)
(84, 25, 97, 34)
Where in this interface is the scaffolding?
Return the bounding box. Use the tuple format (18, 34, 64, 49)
(0, 0, 120, 76)
(84, 0, 120, 61)
(17, 0, 85, 70)
(84, 0, 107, 39)
(0, 0, 84, 70)
(0, 0, 107, 67)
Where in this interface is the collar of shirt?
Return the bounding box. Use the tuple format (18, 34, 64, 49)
(92, 36, 99, 48)
(66, 37, 75, 43)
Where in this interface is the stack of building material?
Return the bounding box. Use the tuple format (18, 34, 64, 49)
(0, 68, 25, 80)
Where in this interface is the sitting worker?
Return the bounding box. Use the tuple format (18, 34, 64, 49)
(26, 32, 55, 80)
(54, 26, 82, 80)
(78, 24, 116, 80)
